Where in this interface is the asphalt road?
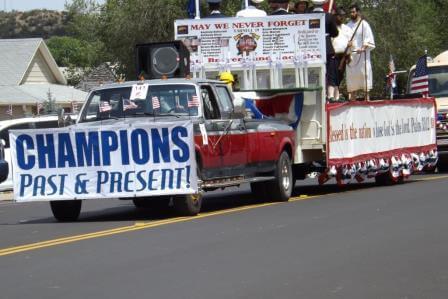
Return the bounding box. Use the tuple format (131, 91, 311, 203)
(1, 174, 448, 299)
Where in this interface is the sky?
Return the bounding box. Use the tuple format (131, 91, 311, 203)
(1, 0, 104, 11)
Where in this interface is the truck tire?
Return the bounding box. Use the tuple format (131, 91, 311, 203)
(266, 151, 293, 202)
(50, 200, 82, 222)
(133, 197, 168, 209)
(250, 182, 268, 201)
(173, 193, 202, 216)
(173, 165, 203, 216)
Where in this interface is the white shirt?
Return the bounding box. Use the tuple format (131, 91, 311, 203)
(236, 6, 267, 17)
(332, 23, 353, 54)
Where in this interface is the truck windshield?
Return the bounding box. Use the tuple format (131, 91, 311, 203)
(409, 66, 448, 97)
(80, 84, 199, 122)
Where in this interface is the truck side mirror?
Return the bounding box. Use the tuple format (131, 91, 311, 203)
(58, 108, 74, 127)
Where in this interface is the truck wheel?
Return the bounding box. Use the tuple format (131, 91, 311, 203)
(173, 165, 203, 216)
(266, 151, 293, 202)
(50, 200, 82, 222)
(173, 193, 202, 216)
(250, 182, 268, 201)
(133, 197, 168, 209)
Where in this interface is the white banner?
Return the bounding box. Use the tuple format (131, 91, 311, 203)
(10, 121, 197, 202)
(175, 14, 326, 68)
(327, 99, 437, 165)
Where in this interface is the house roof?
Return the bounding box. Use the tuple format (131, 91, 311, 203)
(0, 84, 87, 105)
(76, 63, 117, 92)
(0, 38, 66, 85)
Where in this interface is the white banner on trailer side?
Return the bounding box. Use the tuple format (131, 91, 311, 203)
(10, 121, 197, 202)
(174, 14, 326, 68)
(327, 98, 437, 165)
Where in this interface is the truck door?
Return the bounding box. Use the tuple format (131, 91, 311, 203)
(198, 84, 228, 178)
(214, 85, 249, 177)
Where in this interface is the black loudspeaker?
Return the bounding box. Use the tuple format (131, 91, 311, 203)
(135, 41, 190, 79)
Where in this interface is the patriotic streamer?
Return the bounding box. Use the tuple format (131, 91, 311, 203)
(318, 150, 438, 186)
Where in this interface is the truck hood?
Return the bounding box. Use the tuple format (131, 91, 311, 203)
(74, 116, 196, 128)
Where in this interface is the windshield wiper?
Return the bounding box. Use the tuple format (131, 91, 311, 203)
(99, 115, 120, 120)
(157, 113, 181, 118)
(128, 112, 155, 117)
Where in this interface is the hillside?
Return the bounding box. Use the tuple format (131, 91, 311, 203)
(0, 10, 70, 39)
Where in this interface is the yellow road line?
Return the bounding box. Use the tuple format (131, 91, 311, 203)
(2, 174, 447, 257)
(0, 197, 318, 257)
(414, 174, 448, 182)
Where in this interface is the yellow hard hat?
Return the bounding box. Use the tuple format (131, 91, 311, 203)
(219, 72, 234, 84)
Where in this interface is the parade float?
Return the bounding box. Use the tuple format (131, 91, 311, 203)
(173, 10, 437, 187)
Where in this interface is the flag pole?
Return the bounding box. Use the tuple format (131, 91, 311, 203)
(328, 0, 334, 13)
(195, 0, 200, 19)
(245, 0, 249, 9)
(362, 23, 368, 101)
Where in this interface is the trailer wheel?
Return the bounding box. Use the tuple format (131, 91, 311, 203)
(375, 172, 403, 186)
(50, 200, 82, 222)
(437, 161, 448, 173)
(266, 151, 293, 202)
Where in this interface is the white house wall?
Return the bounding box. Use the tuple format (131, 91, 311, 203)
(22, 50, 57, 84)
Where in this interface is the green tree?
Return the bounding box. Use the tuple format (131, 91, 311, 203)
(64, 0, 448, 96)
(46, 36, 100, 67)
(46, 35, 104, 85)
(98, 0, 191, 79)
(65, 0, 243, 79)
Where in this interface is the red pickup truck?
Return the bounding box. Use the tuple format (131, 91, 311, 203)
(49, 78, 295, 221)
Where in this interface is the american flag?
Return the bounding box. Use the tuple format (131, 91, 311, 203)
(99, 101, 112, 112)
(6, 104, 13, 116)
(188, 95, 200, 107)
(410, 55, 429, 97)
(152, 96, 160, 110)
(123, 99, 138, 111)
